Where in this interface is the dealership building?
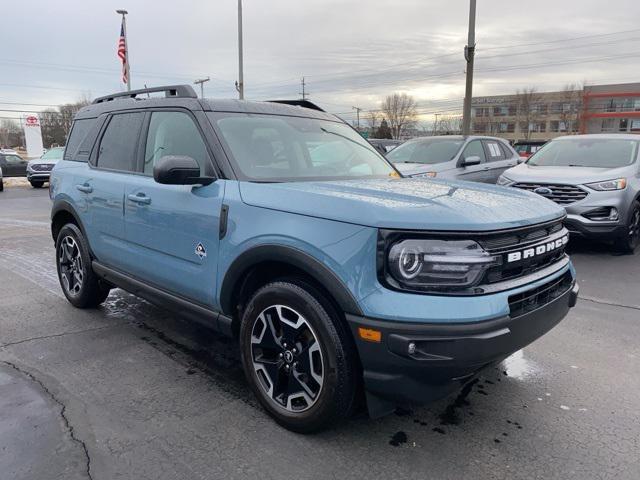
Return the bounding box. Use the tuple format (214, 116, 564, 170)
(471, 82, 640, 142)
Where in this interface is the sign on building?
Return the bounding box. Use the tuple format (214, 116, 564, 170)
(23, 114, 44, 158)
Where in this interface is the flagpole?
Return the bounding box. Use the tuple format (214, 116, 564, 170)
(117, 9, 131, 91)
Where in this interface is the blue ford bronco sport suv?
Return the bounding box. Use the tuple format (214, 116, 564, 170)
(50, 85, 578, 432)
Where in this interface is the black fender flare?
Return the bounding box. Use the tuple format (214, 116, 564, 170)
(50, 200, 88, 242)
(219, 244, 364, 317)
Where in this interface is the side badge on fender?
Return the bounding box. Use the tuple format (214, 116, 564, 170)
(195, 242, 207, 259)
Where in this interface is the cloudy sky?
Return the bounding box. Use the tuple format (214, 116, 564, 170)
(2, 0, 640, 125)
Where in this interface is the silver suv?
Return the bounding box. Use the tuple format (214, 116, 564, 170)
(387, 135, 520, 183)
(499, 134, 640, 253)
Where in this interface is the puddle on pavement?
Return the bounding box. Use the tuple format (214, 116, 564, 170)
(501, 350, 540, 380)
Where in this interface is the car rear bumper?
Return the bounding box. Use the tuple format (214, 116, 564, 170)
(346, 277, 578, 417)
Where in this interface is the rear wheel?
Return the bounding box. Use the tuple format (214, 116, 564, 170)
(614, 201, 640, 254)
(0, 178, 3, 191)
(30, 181, 44, 188)
(55, 223, 111, 308)
(239, 280, 358, 433)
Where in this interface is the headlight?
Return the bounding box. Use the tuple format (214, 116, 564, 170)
(497, 175, 514, 186)
(413, 171, 437, 178)
(585, 178, 626, 191)
(385, 239, 501, 293)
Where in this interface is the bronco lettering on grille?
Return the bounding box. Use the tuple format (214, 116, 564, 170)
(506, 235, 569, 263)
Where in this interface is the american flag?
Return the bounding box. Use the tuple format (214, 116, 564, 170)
(117, 22, 127, 84)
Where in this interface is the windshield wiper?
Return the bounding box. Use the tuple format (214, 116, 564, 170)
(320, 127, 377, 154)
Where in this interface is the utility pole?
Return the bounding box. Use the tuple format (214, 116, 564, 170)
(300, 77, 309, 100)
(352, 106, 362, 130)
(116, 9, 131, 91)
(433, 113, 440, 135)
(194, 77, 210, 98)
(235, 0, 244, 99)
(461, 0, 476, 136)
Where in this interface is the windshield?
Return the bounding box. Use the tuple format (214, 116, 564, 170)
(41, 147, 64, 160)
(528, 138, 639, 168)
(209, 113, 396, 181)
(387, 138, 463, 165)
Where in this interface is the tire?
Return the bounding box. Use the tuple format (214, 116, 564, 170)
(239, 280, 358, 433)
(55, 223, 111, 308)
(614, 201, 640, 254)
(0, 179, 3, 192)
(30, 181, 45, 188)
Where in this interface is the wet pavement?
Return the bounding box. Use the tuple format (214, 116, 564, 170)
(1, 186, 639, 480)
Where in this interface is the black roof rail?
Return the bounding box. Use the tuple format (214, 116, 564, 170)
(92, 85, 198, 104)
(266, 99, 326, 112)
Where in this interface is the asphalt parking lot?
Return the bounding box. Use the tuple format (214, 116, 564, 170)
(1, 185, 639, 480)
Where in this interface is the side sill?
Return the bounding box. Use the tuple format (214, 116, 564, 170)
(92, 261, 234, 338)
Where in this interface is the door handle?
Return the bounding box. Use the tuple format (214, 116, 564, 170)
(483, 166, 490, 171)
(76, 183, 93, 193)
(128, 193, 151, 205)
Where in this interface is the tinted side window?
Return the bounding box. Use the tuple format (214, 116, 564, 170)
(484, 141, 505, 161)
(5, 155, 23, 164)
(64, 119, 93, 161)
(143, 111, 208, 175)
(97, 113, 144, 172)
(461, 140, 486, 163)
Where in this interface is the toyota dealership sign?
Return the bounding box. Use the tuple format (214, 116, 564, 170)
(23, 114, 43, 158)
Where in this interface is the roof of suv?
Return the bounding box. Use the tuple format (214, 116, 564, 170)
(75, 85, 338, 122)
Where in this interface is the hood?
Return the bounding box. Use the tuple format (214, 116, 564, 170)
(239, 178, 564, 231)
(503, 162, 632, 185)
(29, 158, 60, 166)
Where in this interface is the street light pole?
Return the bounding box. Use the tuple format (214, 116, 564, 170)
(194, 77, 210, 98)
(352, 106, 362, 130)
(116, 9, 131, 92)
(235, 0, 244, 99)
(461, 0, 476, 136)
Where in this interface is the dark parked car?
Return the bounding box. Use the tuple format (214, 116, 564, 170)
(368, 138, 402, 155)
(0, 152, 28, 178)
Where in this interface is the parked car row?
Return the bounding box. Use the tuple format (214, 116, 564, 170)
(0, 146, 65, 191)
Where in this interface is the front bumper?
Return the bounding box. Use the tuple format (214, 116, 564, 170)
(27, 172, 51, 182)
(564, 214, 626, 240)
(347, 277, 578, 417)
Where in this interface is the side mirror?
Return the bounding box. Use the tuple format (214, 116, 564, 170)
(460, 155, 481, 167)
(153, 155, 214, 186)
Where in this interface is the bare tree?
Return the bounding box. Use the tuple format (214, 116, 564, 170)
(515, 87, 541, 140)
(381, 93, 418, 139)
(365, 110, 380, 134)
(0, 119, 21, 147)
(40, 98, 90, 147)
(559, 83, 583, 134)
(434, 115, 463, 135)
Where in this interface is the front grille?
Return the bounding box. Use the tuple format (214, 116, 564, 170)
(512, 183, 588, 205)
(31, 163, 54, 172)
(508, 271, 573, 318)
(477, 220, 568, 284)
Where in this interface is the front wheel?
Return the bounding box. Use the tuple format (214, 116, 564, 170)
(55, 223, 111, 308)
(614, 201, 640, 254)
(0, 179, 3, 192)
(239, 280, 358, 433)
